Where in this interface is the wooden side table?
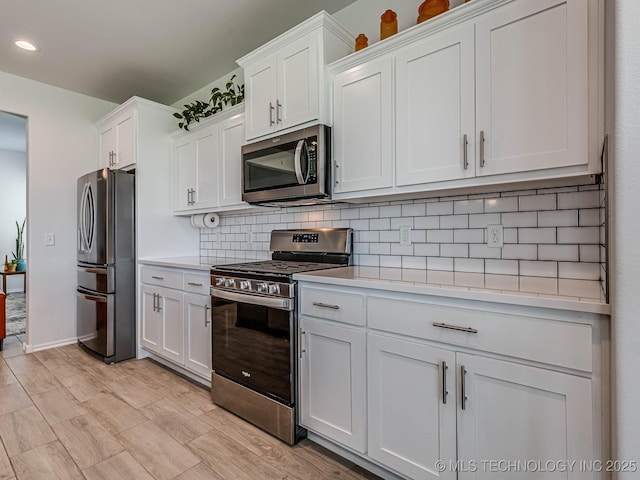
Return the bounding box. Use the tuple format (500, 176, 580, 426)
(1, 270, 26, 295)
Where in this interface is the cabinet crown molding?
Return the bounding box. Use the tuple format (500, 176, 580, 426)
(95, 96, 177, 127)
(237, 10, 354, 67)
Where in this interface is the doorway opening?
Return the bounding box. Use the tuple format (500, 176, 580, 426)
(0, 111, 27, 351)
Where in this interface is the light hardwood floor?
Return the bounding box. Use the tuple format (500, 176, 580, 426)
(0, 336, 380, 480)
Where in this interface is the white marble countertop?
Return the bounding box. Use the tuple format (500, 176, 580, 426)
(138, 256, 244, 271)
(293, 266, 610, 315)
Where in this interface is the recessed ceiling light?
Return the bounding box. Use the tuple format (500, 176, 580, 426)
(14, 40, 39, 52)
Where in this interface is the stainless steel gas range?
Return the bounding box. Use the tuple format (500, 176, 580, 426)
(209, 228, 352, 444)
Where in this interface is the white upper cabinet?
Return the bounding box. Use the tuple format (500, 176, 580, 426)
(97, 106, 136, 170)
(475, 0, 589, 176)
(333, 57, 394, 194)
(396, 23, 476, 185)
(170, 105, 250, 214)
(329, 0, 602, 202)
(238, 11, 353, 142)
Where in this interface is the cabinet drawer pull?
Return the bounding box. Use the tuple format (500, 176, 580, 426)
(479, 130, 486, 167)
(151, 276, 164, 280)
(433, 322, 477, 334)
(462, 134, 469, 170)
(461, 365, 468, 410)
(276, 100, 282, 124)
(187, 282, 203, 287)
(269, 102, 275, 126)
(312, 302, 340, 310)
(299, 328, 306, 359)
(205, 305, 211, 326)
(441, 361, 448, 404)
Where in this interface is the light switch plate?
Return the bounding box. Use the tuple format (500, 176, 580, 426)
(486, 225, 503, 248)
(399, 226, 412, 246)
(44, 233, 55, 246)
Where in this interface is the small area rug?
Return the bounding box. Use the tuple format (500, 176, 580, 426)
(5, 292, 26, 336)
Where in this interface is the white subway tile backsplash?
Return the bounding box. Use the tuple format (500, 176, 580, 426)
(427, 201, 453, 216)
(519, 260, 558, 278)
(485, 259, 519, 275)
(427, 257, 454, 271)
(538, 244, 579, 262)
(402, 203, 426, 217)
(427, 270, 454, 285)
(441, 244, 469, 258)
(454, 272, 485, 288)
(519, 194, 556, 211)
(538, 210, 578, 227)
(557, 191, 601, 210)
(502, 244, 538, 260)
(520, 276, 558, 295)
(557, 227, 600, 244)
(518, 227, 556, 244)
(502, 212, 537, 228)
(558, 278, 602, 298)
(427, 230, 454, 243)
(558, 262, 600, 280)
(484, 197, 518, 213)
(469, 213, 501, 228)
(454, 199, 484, 214)
(454, 229, 484, 244)
(440, 215, 468, 229)
(201, 182, 605, 284)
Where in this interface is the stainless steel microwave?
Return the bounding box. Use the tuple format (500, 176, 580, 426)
(242, 124, 330, 205)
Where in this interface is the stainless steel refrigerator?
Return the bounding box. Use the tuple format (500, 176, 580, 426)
(76, 168, 135, 363)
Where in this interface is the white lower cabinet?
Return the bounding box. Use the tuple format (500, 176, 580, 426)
(139, 265, 211, 380)
(297, 282, 606, 480)
(299, 316, 367, 453)
(183, 293, 212, 378)
(367, 333, 457, 480)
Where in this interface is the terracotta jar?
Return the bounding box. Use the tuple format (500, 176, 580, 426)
(355, 33, 368, 51)
(417, 0, 450, 24)
(380, 9, 398, 40)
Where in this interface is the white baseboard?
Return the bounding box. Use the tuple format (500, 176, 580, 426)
(23, 337, 78, 354)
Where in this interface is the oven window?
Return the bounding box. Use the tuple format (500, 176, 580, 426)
(212, 297, 292, 405)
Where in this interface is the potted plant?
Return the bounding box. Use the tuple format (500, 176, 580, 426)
(13, 218, 26, 271)
(173, 74, 244, 131)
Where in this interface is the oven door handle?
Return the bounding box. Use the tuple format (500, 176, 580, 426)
(210, 288, 293, 311)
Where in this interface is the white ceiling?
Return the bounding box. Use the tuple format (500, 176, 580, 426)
(0, 0, 356, 106)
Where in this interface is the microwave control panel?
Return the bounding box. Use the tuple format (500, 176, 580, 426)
(308, 139, 317, 184)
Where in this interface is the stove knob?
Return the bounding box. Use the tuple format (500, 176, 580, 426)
(215, 277, 225, 287)
(268, 284, 280, 295)
(224, 278, 236, 288)
(256, 282, 268, 293)
(240, 280, 251, 290)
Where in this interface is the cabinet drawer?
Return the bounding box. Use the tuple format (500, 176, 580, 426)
(368, 296, 593, 372)
(140, 266, 183, 290)
(300, 287, 364, 326)
(183, 272, 210, 295)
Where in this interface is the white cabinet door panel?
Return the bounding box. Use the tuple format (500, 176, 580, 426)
(194, 127, 219, 208)
(173, 138, 196, 212)
(184, 293, 211, 378)
(300, 317, 366, 453)
(140, 285, 161, 353)
(333, 57, 394, 194)
(475, 0, 589, 175)
(218, 113, 246, 207)
(278, 32, 319, 130)
(245, 58, 277, 140)
(368, 333, 457, 480)
(457, 353, 593, 479)
(396, 24, 475, 185)
(159, 287, 184, 364)
(115, 112, 135, 168)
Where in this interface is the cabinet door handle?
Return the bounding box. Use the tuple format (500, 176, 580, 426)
(151, 276, 164, 280)
(156, 295, 163, 312)
(152, 292, 157, 312)
(334, 162, 339, 185)
(461, 365, 468, 410)
(187, 282, 203, 287)
(205, 305, 211, 326)
(191, 188, 196, 205)
(276, 100, 282, 124)
(299, 328, 306, 358)
(312, 302, 340, 310)
(269, 102, 275, 126)
(441, 361, 448, 404)
(479, 130, 486, 168)
(432, 322, 477, 334)
(462, 134, 469, 170)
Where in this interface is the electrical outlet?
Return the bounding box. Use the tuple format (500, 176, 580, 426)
(44, 233, 55, 246)
(486, 224, 503, 248)
(399, 226, 412, 246)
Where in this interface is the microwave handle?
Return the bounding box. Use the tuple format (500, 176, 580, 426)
(294, 139, 309, 185)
